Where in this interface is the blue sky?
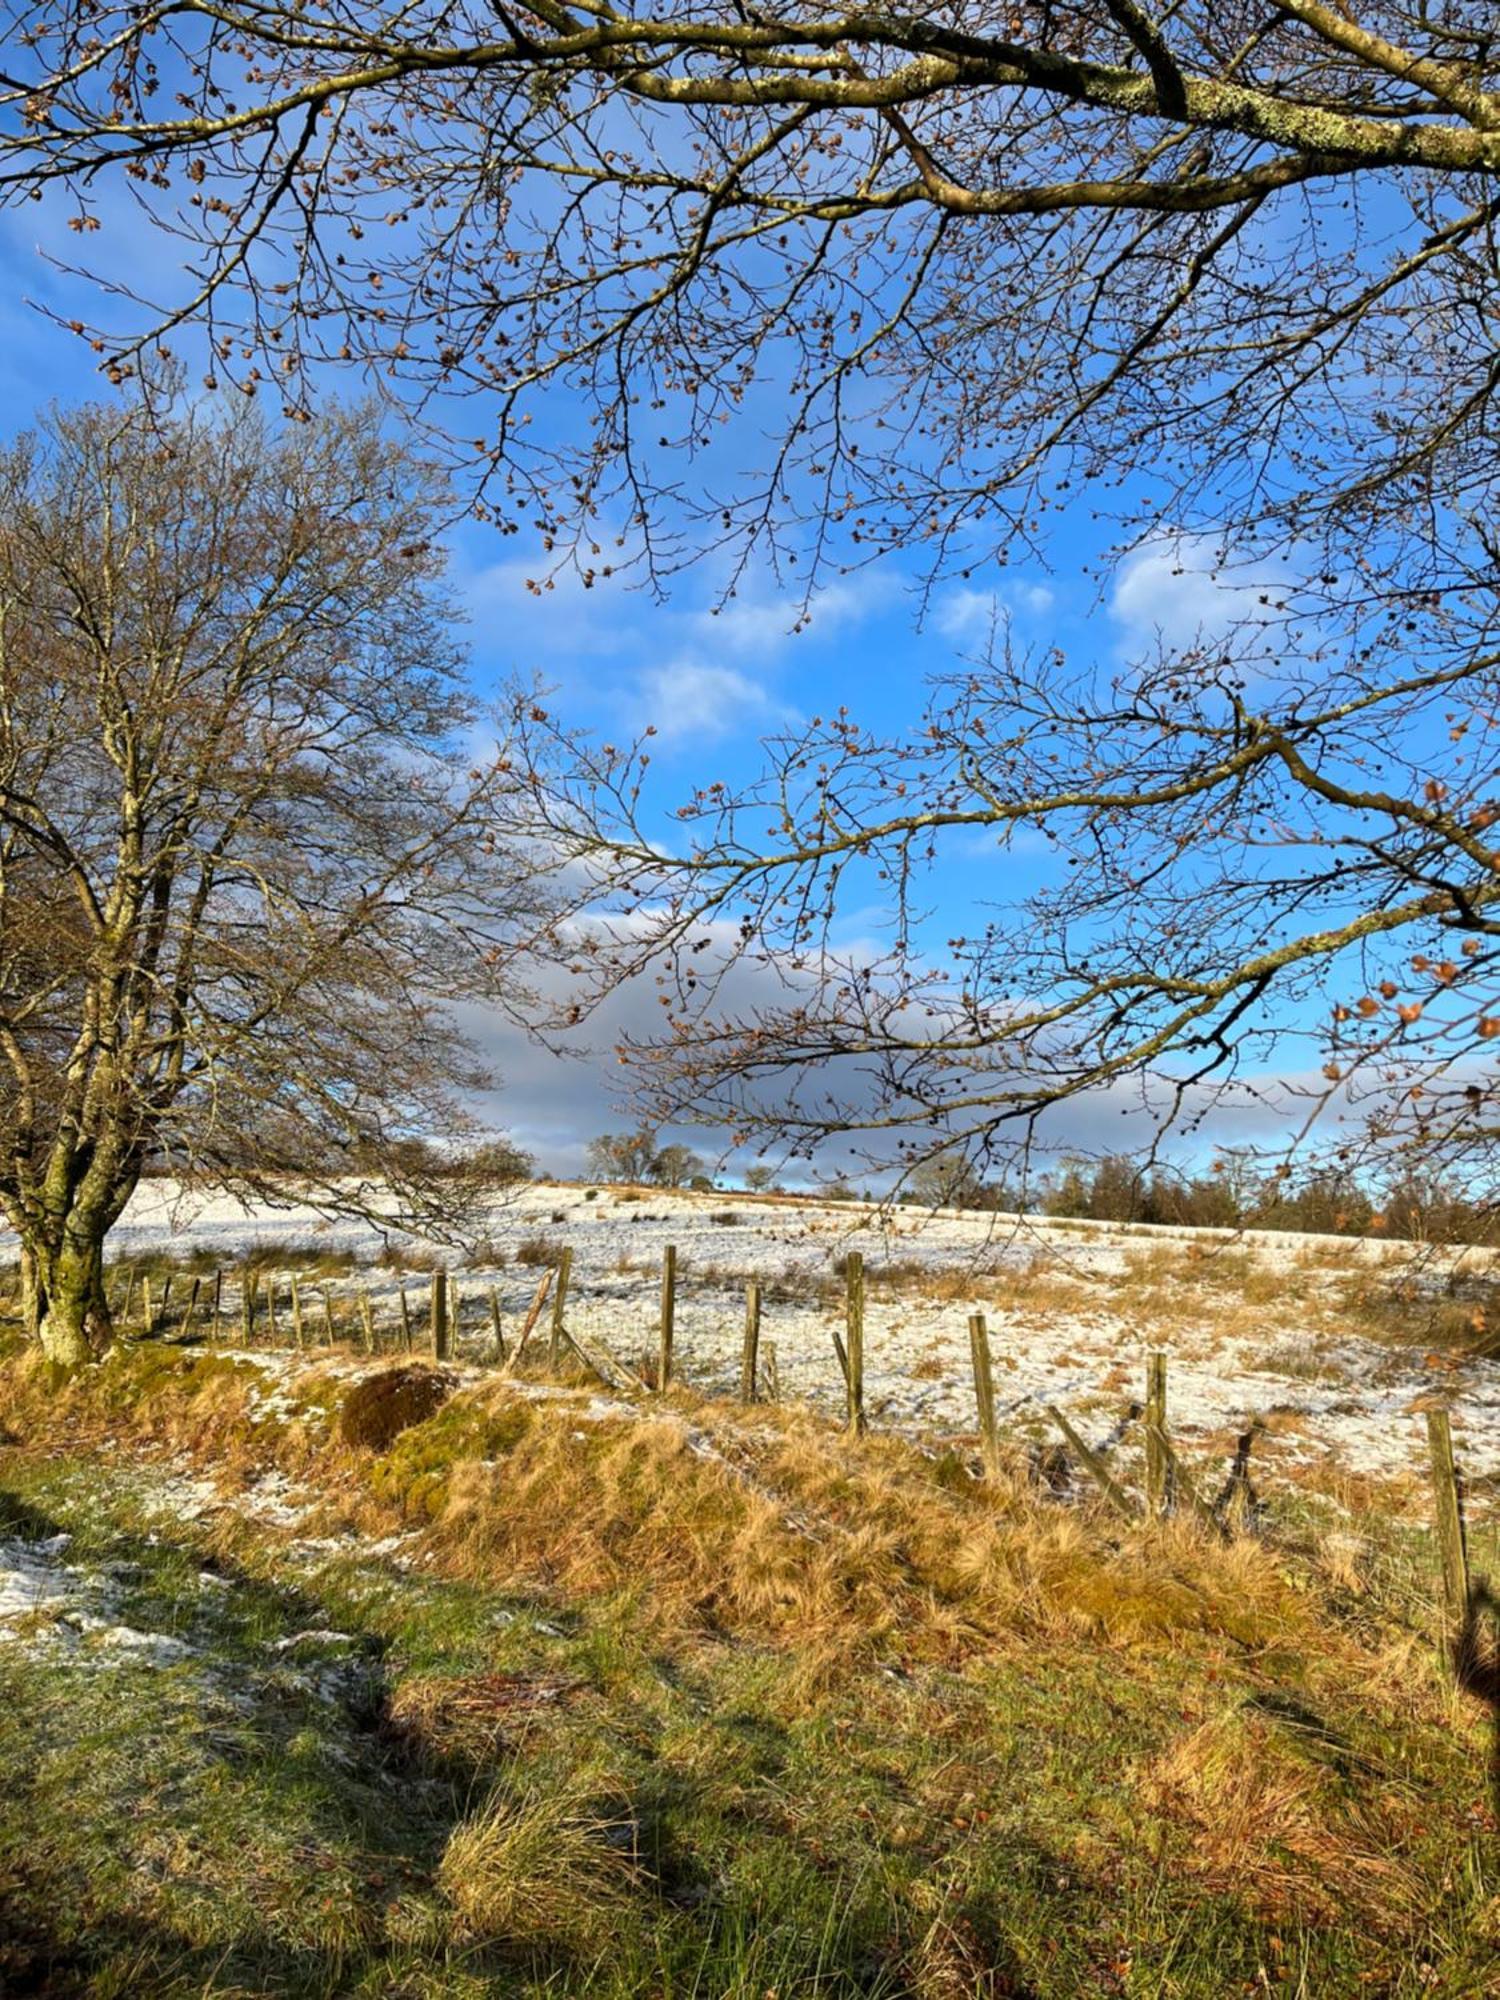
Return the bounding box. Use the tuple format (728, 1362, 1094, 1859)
(0, 196, 1319, 1183)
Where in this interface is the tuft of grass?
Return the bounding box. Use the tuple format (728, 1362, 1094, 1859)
(437, 1782, 641, 1951)
(514, 1235, 564, 1268)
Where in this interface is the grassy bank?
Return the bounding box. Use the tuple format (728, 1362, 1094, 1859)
(0, 1338, 1495, 1997)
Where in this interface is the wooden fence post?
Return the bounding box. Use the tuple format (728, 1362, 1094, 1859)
(1145, 1352, 1168, 1518)
(845, 1251, 866, 1438)
(1047, 1406, 1137, 1522)
(1426, 1408, 1471, 1650)
(183, 1276, 202, 1343)
(398, 1285, 413, 1353)
(740, 1282, 762, 1403)
(265, 1278, 280, 1347)
(489, 1286, 506, 1363)
(764, 1339, 781, 1404)
(289, 1275, 305, 1351)
(449, 1274, 462, 1355)
(140, 1274, 155, 1337)
(657, 1245, 675, 1389)
(548, 1247, 573, 1371)
(160, 1273, 174, 1327)
(504, 1266, 554, 1374)
(359, 1289, 377, 1356)
(968, 1311, 1000, 1479)
(322, 1289, 337, 1347)
(430, 1270, 449, 1361)
(210, 1269, 223, 1344)
(241, 1271, 256, 1347)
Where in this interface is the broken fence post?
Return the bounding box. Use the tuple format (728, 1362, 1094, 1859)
(504, 1265, 555, 1374)
(764, 1338, 781, 1404)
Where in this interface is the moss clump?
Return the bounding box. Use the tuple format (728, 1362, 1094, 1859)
(338, 1365, 456, 1452)
(365, 1397, 536, 1520)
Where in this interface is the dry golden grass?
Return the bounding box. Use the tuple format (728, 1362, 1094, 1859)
(1141, 1702, 1426, 1928)
(437, 1783, 640, 1951)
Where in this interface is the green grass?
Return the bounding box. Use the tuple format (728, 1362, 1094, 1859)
(0, 1370, 1497, 1996)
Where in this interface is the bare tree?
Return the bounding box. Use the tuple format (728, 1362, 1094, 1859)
(0, 385, 542, 1367)
(585, 1127, 660, 1184)
(504, 626, 1500, 1189)
(652, 1141, 705, 1189)
(7, 5, 1500, 1189)
(0, 5, 1495, 591)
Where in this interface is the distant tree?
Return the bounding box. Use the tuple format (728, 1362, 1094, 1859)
(0, 387, 540, 1368)
(457, 1138, 536, 1188)
(907, 1148, 987, 1210)
(653, 1143, 706, 1190)
(585, 1128, 660, 1185)
(742, 1166, 777, 1195)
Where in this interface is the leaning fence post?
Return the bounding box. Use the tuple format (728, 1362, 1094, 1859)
(845, 1251, 866, 1438)
(968, 1311, 1001, 1479)
(430, 1270, 449, 1361)
(398, 1284, 414, 1353)
(1426, 1407, 1471, 1652)
(211, 1269, 223, 1344)
(740, 1281, 762, 1403)
(183, 1275, 202, 1343)
(1145, 1351, 1168, 1518)
(549, 1247, 573, 1371)
(1047, 1405, 1137, 1522)
(657, 1244, 675, 1389)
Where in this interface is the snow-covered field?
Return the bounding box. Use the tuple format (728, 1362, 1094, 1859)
(17, 1179, 1499, 1503)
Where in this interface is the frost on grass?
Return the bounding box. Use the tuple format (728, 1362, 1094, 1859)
(0, 1531, 195, 1664)
(11, 1177, 1499, 1499)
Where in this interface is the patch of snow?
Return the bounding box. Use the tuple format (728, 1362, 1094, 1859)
(16, 1178, 1497, 1501)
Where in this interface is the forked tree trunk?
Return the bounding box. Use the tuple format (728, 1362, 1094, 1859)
(25, 1229, 113, 1370)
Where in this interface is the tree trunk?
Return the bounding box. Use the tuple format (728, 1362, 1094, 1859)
(30, 1230, 113, 1370)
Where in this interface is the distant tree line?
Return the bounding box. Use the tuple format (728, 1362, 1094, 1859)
(926, 1152, 1497, 1247)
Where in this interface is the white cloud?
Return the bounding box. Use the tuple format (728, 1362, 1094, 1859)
(933, 579, 1056, 641)
(1109, 532, 1291, 652)
(634, 657, 793, 745)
